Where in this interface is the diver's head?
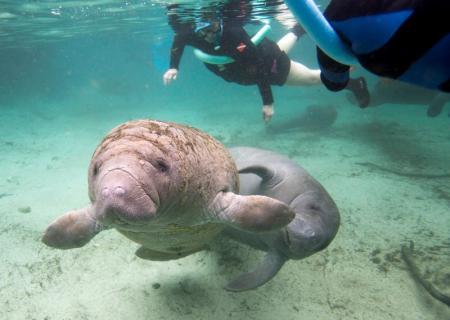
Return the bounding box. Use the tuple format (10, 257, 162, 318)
(195, 19, 222, 44)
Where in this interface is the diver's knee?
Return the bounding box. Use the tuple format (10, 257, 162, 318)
(320, 73, 348, 91)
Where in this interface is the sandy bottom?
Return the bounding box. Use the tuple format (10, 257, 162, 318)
(1, 89, 449, 320)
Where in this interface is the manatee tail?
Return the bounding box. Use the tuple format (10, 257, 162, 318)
(225, 250, 286, 292)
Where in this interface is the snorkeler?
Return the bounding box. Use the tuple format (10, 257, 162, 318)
(163, 7, 370, 123)
(303, 0, 450, 97)
(347, 78, 450, 117)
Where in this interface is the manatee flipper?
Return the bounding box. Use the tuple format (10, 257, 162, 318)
(135, 246, 202, 261)
(42, 206, 104, 249)
(210, 191, 294, 232)
(239, 165, 275, 181)
(225, 250, 287, 292)
(239, 164, 284, 188)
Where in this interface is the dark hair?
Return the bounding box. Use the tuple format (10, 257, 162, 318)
(167, 4, 195, 34)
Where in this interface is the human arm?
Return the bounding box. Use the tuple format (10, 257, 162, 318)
(163, 34, 187, 85)
(222, 25, 274, 122)
(258, 82, 274, 123)
(163, 68, 178, 85)
(262, 104, 274, 123)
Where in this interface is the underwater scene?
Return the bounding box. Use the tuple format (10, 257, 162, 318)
(1, 0, 449, 319)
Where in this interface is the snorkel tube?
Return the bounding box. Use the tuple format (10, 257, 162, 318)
(193, 23, 272, 65)
(284, 0, 357, 65)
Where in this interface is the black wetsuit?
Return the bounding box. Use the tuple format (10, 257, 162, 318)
(169, 24, 291, 106)
(318, 0, 450, 93)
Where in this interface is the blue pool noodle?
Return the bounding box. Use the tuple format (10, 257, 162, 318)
(193, 24, 272, 65)
(284, 0, 357, 65)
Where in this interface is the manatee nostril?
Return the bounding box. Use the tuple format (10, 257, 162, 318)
(101, 187, 110, 198)
(96, 169, 157, 226)
(101, 186, 126, 198)
(113, 186, 125, 196)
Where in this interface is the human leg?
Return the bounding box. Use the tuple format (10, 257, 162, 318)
(285, 60, 321, 86)
(277, 33, 298, 54)
(345, 77, 370, 108)
(277, 24, 306, 53)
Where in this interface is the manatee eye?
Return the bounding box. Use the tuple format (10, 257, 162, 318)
(93, 163, 99, 176)
(155, 159, 170, 173)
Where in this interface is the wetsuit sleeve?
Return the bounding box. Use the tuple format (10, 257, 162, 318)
(317, 47, 350, 92)
(258, 82, 274, 105)
(169, 34, 187, 69)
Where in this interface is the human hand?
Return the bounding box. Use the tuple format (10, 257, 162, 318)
(163, 68, 178, 85)
(262, 104, 274, 123)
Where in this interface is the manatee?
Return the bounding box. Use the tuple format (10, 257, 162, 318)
(224, 147, 340, 291)
(267, 104, 338, 134)
(42, 120, 294, 263)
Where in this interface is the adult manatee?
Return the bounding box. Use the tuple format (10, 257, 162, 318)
(42, 120, 294, 261)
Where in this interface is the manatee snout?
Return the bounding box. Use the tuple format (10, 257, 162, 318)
(95, 169, 157, 225)
(283, 223, 321, 259)
(283, 212, 338, 260)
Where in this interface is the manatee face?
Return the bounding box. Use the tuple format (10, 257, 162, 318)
(282, 216, 323, 259)
(282, 193, 340, 260)
(87, 141, 183, 230)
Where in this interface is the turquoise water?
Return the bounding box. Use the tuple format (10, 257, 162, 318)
(1, 1, 449, 319)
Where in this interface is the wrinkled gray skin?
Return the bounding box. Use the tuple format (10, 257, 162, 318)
(42, 120, 294, 262)
(224, 147, 340, 292)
